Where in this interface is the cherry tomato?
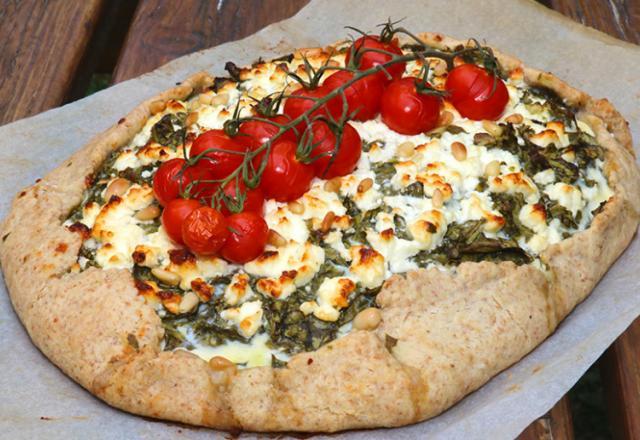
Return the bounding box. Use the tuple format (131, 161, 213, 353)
(220, 178, 265, 216)
(445, 64, 509, 121)
(260, 140, 314, 202)
(161, 198, 202, 244)
(153, 158, 216, 206)
(309, 121, 362, 179)
(380, 77, 442, 135)
(189, 130, 247, 179)
(345, 36, 405, 83)
(220, 212, 269, 264)
(283, 86, 341, 131)
(236, 114, 297, 149)
(181, 206, 229, 256)
(323, 70, 384, 121)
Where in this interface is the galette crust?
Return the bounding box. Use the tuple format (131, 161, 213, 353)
(1, 34, 638, 432)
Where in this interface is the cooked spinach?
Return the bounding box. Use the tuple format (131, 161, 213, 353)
(150, 112, 187, 148)
(490, 192, 534, 239)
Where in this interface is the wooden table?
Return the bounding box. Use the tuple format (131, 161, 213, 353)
(0, 0, 638, 438)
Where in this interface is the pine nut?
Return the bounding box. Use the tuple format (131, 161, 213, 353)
(432, 189, 444, 208)
(505, 113, 524, 124)
(526, 103, 544, 114)
(357, 177, 373, 193)
(208, 356, 236, 372)
(287, 200, 304, 214)
(353, 307, 382, 330)
(439, 110, 453, 127)
(485, 160, 501, 177)
(267, 229, 287, 247)
(323, 177, 341, 193)
(396, 141, 415, 158)
(482, 120, 503, 137)
(451, 142, 467, 161)
(185, 112, 199, 126)
(320, 211, 335, 233)
(151, 268, 181, 286)
(178, 291, 199, 314)
(104, 178, 130, 200)
(473, 132, 494, 146)
(135, 205, 160, 221)
(210, 93, 230, 107)
(149, 100, 166, 114)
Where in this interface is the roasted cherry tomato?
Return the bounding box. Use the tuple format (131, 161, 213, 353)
(309, 121, 362, 179)
(181, 206, 229, 256)
(283, 86, 341, 131)
(161, 198, 202, 244)
(445, 64, 509, 120)
(189, 130, 247, 179)
(236, 114, 297, 149)
(153, 158, 215, 206)
(220, 212, 269, 264)
(323, 70, 384, 121)
(380, 77, 442, 135)
(345, 35, 405, 83)
(260, 140, 314, 202)
(220, 178, 265, 216)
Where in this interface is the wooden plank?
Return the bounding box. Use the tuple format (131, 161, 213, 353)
(0, 0, 105, 124)
(517, 396, 575, 440)
(112, 0, 309, 83)
(600, 317, 640, 440)
(550, 0, 640, 44)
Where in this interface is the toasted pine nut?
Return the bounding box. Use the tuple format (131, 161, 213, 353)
(135, 205, 160, 221)
(485, 160, 501, 177)
(267, 229, 287, 247)
(198, 93, 213, 105)
(482, 120, 503, 137)
(149, 100, 166, 114)
(396, 141, 415, 158)
(526, 103, 544, 114)
(357, 177, 373, 193)
(208, 356, 237, 372)
(473, 132, 494, 146)
(432, 189, 444, 208)
(210, 93, 230, 107)
(323, 177, 341, 193)
(185, 112, 199, 126)
(287, 200, 304, 214)
(104, 178, 130, 200)
(439, 110, 453, 127)
(320, 211, 335, 233)
(151, 268, 181, 286)
(505, 113, 524, 124)
(353, 307, 382, 330)
(178, 291, 199, 314)
(451, 142, 467, 161)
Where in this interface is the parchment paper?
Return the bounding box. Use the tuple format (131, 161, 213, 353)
(1, 0, 639, 438)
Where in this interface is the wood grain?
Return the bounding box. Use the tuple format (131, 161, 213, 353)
(0, 0, 105, 124)
(550, 0, 640, 44)
(517, 396, 575, 440)
(600, 317, 640, 440)
(112, 0, 310, 83)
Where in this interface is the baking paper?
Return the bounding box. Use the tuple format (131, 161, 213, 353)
(1, 0, 638, 438)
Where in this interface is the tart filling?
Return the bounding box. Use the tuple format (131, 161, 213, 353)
(66, 41, 612, 367)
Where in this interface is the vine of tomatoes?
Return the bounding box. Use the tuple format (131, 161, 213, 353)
(152, 24, 509, 263)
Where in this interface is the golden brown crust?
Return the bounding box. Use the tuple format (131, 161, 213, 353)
(1, 34, 638, 433)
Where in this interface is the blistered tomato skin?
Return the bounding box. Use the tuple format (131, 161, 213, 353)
(345, 36, 405, 83)
(283, 86, 341, 131)
(309, 121, 362, 179)
(189, 130, 247, 180)
(445, 64, 509, 121)
(181, 206, 229, 256)
(221, 212, 269, 264)
(381, 78, 442, 135)
(236, 114, 297, 149)
(153, 158, 215, 206)
(220, 179, 265, 216)
(260, 140, 315, 202)
(323, 70, 384, 121)
(162, 198, 202, 244)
